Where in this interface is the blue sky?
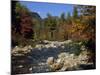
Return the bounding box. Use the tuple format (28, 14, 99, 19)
(20, 1, 74, 19)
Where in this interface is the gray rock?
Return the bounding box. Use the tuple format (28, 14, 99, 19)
(18, 65, 23, 68)
(58, 52, 70, 58)
(47, 57, 54, 65)
(29, 67, 33, 71)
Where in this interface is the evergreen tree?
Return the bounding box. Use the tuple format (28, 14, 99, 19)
(73, 6, 78, 19)
(60, 12, 66, 22)
(66, 12, 72, 24)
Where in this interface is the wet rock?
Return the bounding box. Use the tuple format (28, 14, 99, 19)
(29, 67, 33, 71)
(47, 57, 54, 65)
(38, 62, 46, 66)
(61, 45, 65, 49)
(35, 44, 43, 50)
(18, 65, 23, 68)
(43, 40, 50, 44)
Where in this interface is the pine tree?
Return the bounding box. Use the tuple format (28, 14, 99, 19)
(73, 6, 78, 19)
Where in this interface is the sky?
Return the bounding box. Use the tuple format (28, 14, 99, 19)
(20, 1, 74, 19)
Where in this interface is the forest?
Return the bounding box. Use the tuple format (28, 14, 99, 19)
(11, 1, 96, 74)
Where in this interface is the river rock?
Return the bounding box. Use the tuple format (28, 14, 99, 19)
(12, 45, 33, 56)
(47, 57, 54, 65)
(64, 40, 72, 44)
(18, 65, 23, 68)
(50, 62, 63, 71)
(29, 67, 33, 71)
(58, 52, 70, 58)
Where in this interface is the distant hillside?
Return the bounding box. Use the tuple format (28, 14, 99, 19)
(30, 12, 44, 29)
(30, 12, 42, 22)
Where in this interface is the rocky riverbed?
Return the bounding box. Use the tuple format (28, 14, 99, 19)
(11, 40, 95, 74)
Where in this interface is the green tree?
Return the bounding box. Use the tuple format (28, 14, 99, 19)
(44, 13, 57, 28)
(60, 12, 66, 22)
(43, 13, 58, 40)
(66, 12, 72, 24)
(73, 6, 78, 19)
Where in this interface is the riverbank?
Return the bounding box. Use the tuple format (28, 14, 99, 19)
(11, 40, 95, 74)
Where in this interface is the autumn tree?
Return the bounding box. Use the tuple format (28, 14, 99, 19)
(76, 5, 96, 51)
(77, 5, 96, 64)
(12, 1, 34, 46)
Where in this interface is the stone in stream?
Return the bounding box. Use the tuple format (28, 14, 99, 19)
(58, 52, 70, 58)
(38, 62, 46, 66)
(61, 45, 65, 49)
(18, 65, 23, 68)
(35, 44, 44, 50)
(47, 57, 54, 65)
(64, 40, 72, 44)
(29, 67, 33, 71)
(45, 44, 51, 48)
(43, 40, 50, 44)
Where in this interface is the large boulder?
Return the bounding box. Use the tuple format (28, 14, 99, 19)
(47, 50, 92, 71)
